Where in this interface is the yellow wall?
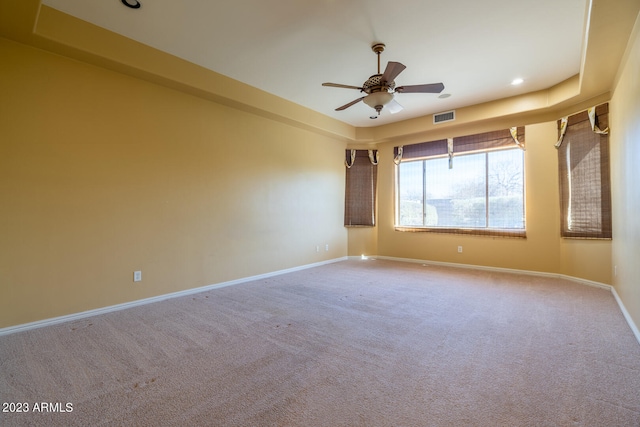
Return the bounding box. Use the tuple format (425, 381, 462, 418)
(611, 17, 640, 331)
(0, 38, 347, 328)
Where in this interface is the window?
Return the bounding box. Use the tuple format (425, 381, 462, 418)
(556, 104, 611, 239)
(395, 128, 525, 237)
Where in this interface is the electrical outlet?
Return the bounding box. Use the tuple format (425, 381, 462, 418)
(325, 244, 329, 252)
(133, 271, 142, 282)
(457, 246, 463, 253)
(316, 245, 320, 253)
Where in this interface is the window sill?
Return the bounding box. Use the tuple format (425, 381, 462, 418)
(394, 226, 526, 238)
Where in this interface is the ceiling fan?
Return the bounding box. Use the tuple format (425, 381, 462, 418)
(322, 43, 444, 118)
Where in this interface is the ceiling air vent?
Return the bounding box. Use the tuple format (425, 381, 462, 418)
(433, 110, 455, 124)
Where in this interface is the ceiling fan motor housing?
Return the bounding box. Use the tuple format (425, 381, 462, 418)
(363, 74, 395, 94)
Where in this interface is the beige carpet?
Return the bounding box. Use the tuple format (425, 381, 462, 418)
(1, 259, 639, 426)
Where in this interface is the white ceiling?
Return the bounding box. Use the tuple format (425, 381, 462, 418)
(42, 0, 588, 128)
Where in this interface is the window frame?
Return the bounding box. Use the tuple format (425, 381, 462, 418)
(394, 129, 526, 238)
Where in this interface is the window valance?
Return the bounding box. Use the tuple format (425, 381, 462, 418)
(394, 126, 525, 165)
(556, 103, 609, 148)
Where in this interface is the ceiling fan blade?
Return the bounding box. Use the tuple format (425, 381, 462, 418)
(387, 98, 404, 114)
(381, 61, 406, 85)
(336, 97, 365, 111)
(322, 82, 364, 90)
(395, 83, 445, 93)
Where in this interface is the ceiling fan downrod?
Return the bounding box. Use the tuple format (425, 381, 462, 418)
(372, 43, 385, 74)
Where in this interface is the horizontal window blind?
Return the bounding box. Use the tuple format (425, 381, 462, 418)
(394, 127, 524, 161)
(344, 150, 377, 227)
(557, 104, 611, 239)
(395, 139, 448, 160)
(453, 127, 524, 154)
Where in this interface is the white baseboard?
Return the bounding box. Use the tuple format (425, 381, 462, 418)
(610, 286, 640, 345)
(0, 257, 348, 337)
(370, 255, 611, 287)
(353, 255, 640, 345)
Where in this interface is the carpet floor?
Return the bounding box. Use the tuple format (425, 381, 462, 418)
(1, 259, 639, 426)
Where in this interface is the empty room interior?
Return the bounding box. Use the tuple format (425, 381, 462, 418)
(1, 0, 640, 425)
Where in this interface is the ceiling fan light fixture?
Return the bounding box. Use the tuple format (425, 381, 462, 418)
(363, 91, 394, 110)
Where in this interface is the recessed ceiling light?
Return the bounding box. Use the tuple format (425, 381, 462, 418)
(438, 93, 451, 99)
(121, 0, 141, 8)
(511, 78, 524, 86)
